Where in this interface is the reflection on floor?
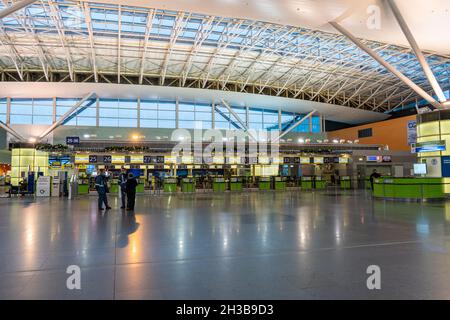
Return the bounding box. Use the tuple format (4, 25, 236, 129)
(1, 190, 450, 300)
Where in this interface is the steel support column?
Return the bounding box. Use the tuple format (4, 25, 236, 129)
(0, 120, 25, 141)
(329, 21, 443, 109)
(387, 0, 446, 103)
(0, 0, 36, 19)
(38, 92, 96, 140)
(273, 110, 317, 143)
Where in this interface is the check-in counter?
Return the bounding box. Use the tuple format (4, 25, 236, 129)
(213, 177, 226, 192)
(373, 178, 446, 200)
(181, 177, 195, 193)
(110, 178, 119, 194)
(78, 181, 89, 195)
(137, 180, 145, 193)
(365, 177, 372, 190)
(273, 176, 286, 190)
(301, 176, 313, 189)
(230, 177, 243, 191)
(163, 178, 178, 193)
(340, 176, 351, 189)
(315, 176, 327, 189)
(259, 176, 271, 190)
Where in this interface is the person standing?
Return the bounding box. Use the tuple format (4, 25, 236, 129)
(95, 169, 111, 211)
(126, 172, 138, 211)
(119, 167, 128, 209)
(369, 169, 382, 190)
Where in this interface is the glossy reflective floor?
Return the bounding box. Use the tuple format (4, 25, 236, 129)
(1, 189, 450, 300)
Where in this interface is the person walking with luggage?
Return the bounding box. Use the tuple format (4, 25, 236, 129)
(119, 167, 128, 209)
(95, 169, 111, 211)
(126, 172, 138, 211)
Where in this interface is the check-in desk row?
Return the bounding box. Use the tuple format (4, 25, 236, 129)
(160, 176, 333, 193)
(299, 176, 328, 190)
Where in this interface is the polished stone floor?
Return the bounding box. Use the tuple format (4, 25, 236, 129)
(1, 189, 450, 300)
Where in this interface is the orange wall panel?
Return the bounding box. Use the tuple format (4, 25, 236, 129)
(327, 115, 416, 151)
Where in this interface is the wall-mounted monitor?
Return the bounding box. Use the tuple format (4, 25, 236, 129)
(413, 163, 427, 175)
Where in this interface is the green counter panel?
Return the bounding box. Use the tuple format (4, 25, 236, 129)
(259, 181, 271, 191)
(110, 184, 119, 194)
(315, 180, 327, 189)
(213, 182, 226, 192)
(164, 183, 177, 193)
(274, 181, 286, 190)
(137, 184, 145, 193)
(230, 182, 243, 192)
(340, 180, 351, 189)
(182, 182, 195, 193)
(373, 178, 445, 200)
(78, 184, 89, 195)
(301, 181, 313, 189)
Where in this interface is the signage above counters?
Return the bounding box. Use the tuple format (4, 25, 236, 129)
(412, 141, 446, 153)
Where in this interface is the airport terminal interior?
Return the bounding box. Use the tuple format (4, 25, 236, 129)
(1, 0, 450, 300)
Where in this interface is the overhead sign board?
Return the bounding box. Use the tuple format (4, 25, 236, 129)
(414, 140, 446, 153)
(75, 154, 89, 164)
(66, 136, 80, 145)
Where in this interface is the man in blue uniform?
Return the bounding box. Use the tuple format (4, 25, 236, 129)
(95, 169, 111, 210)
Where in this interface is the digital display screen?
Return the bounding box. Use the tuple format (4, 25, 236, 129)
(367, 156, 381, 162)
(314, 157, 324, 164)
(413, 163, 427, 175)
(300, 157, 310, 164)
(130, 155, 143, 164)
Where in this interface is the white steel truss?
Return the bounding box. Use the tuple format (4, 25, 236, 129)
(0, 0, 449, 113)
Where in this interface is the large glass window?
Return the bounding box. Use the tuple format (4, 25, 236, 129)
(57, 98, 96, 126)
(0, 99, 7, 123)
(311, 116, 321, 133)
(215, 106, 231, 130)
(178, 102, 212, 129)
(248, 108, 264, 131)
(263, 109, 279, 131)
(140, 100, 176, 129)
(280, 112, 316, 133)
(4, 96, 320, 133)
(10, 98, 53, 125)
(98, 99, 137, 127)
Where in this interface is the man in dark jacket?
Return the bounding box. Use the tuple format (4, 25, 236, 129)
(126, 172, 138, 211)
(369, 169, 382, 190)
(119, 167, 128, 209)
(95, 169, 111, 210)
